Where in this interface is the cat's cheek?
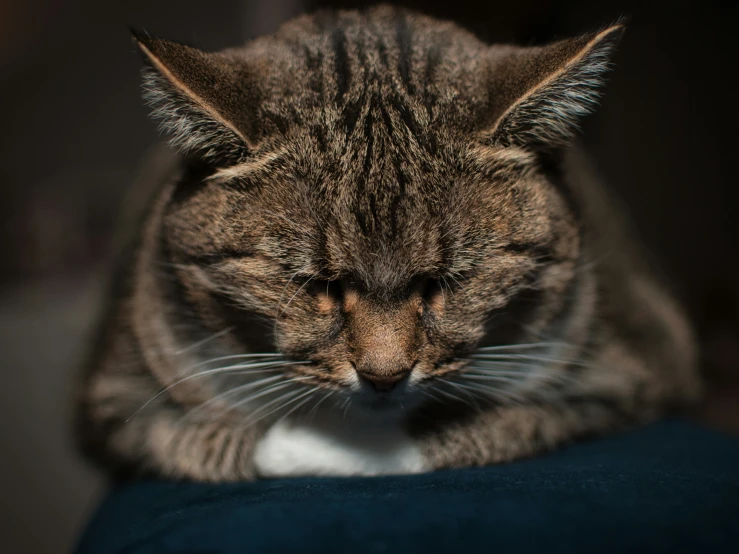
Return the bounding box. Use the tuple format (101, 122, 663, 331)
(252, 419, 430, 478)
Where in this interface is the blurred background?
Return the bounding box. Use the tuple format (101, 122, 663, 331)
(0, 0, 737, 552)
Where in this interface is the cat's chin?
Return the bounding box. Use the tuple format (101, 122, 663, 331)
(351, 401, 406, 422)
(347, 392, 423, 423)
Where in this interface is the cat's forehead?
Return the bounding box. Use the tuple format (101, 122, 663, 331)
(267, 154, 453, 286)
(246, 7, 491, 144)
(247, 139, 531, 290)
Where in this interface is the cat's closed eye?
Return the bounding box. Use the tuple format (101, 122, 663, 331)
(310, 278, 343, 312)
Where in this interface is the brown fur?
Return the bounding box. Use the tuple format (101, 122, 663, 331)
(76, 6, 701, 481)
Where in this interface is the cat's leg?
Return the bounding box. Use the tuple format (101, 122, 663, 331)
(78, 336, 265, 482)
(412, 398, 639, 470)
(412, 337, 681, 469)
(141, 412, 262, 481)
(79, 399, 264, 482)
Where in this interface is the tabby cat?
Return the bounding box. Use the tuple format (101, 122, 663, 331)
(76, 6, 702, 481)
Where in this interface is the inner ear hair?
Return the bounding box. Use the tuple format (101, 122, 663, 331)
(132, 30, 258, 166)
(486, 22, 625, 149)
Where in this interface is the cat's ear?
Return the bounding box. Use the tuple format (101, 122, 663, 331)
(132, 30, 260, 165)
(485, 23, 625, 148)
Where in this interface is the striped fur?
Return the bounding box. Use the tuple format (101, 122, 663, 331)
(76, 7, 701, 481)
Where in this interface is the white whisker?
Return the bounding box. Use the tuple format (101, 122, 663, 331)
(464, 367, 529, 377)
(242, 380, 318, 427)
(230, 377, 310, 414)
(440, 275, 455, 300)
(447, 379, 527, 404)
(307, 389, 335, 420)
(418, 387, 444, 405)
(174, 327, 234, 355)
(242, 389, 303, 426)
(271, 387, 322, 426)
(474, 341, 565, 353)
(430, 383, 476, 409)
(274, 267, 306, 319)
(178, 375, 284, 423)
(437, 279, 446, 305)
(447, 273, 469, 297)
(461, 373, 523, 386)
(127, 360, 305, 422)
(469, 354, 589, 368)
(278, 275, 316, 318)
(173, 352, 285, 379)
(439, 379, 482, 411)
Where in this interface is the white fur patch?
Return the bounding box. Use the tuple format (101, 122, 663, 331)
(253, 415, 429, 478)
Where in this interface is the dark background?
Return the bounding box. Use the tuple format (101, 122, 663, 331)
(0, 1, 737, 552)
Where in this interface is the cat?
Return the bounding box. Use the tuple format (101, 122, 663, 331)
(76, 5, 702, 481)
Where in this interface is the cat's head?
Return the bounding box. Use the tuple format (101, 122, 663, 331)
(134, 7, 623, 417)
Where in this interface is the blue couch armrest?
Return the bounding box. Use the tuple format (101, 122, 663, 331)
(74, 421, 739, 554)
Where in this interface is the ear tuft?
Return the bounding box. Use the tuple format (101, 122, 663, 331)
(487, 22, 625, 148)
(131, 31, 257, 165)
(129, 27, 150, 47)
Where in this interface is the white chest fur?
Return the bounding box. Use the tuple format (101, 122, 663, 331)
(253, 413, 429, 478)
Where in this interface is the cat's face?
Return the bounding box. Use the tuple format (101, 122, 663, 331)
(163, 141, 577, 415)
(139, 8, 621, 416)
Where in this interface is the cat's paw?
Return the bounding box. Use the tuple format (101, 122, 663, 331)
(253, 418, 429, 478)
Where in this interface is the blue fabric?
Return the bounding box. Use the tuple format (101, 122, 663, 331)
(75, 421, 739, 554)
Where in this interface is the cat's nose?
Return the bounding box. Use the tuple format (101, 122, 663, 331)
(356, 371, 408, 392)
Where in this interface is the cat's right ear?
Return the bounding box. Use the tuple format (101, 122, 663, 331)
(483, 23, 625, 149)
(132, 30, 260, 165)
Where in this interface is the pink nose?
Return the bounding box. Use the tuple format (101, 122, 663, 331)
(356, 371, 407, 391)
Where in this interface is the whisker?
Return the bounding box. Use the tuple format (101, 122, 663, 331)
(270, 387, 322, 427)
(447, 273, 469, 297)
(440, 275, 454, 299)
(242, 380, 316, 426)
(218, 361, 309, 375)
(172, 353, 285, 379)
(274, 267, 305, 319)
(430, 383, 476, 409)
(474, 365, 572, 377)
(443, 383, 492, 406)
(174, 327, 234, 355)
(447, 379, 528, 404)
(464, 366, 576, 390)
(308, 389, 336, 421)
(460, 373, 524, 386)
(127, 360, 305, 422)
(278, 275, 315, 318)
(469, 354, 589, 368)
(417, 387, 444, 405)
(241, 389, 303, 425)
(230, 377, 310, 413)
(464, 362, 528, 372)
(474, 341, 566, 353)
(463, 367, 530, 377)
(177, 375, 284, 424)
(518, 324, 600, 359)
(338, 396, 350, 412)
(439, 379, 482, 412)
(436, 279, 446, 305)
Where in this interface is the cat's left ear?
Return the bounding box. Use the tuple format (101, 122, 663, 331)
(132, 30, 261, 165)
(484, 23, 625, 148)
